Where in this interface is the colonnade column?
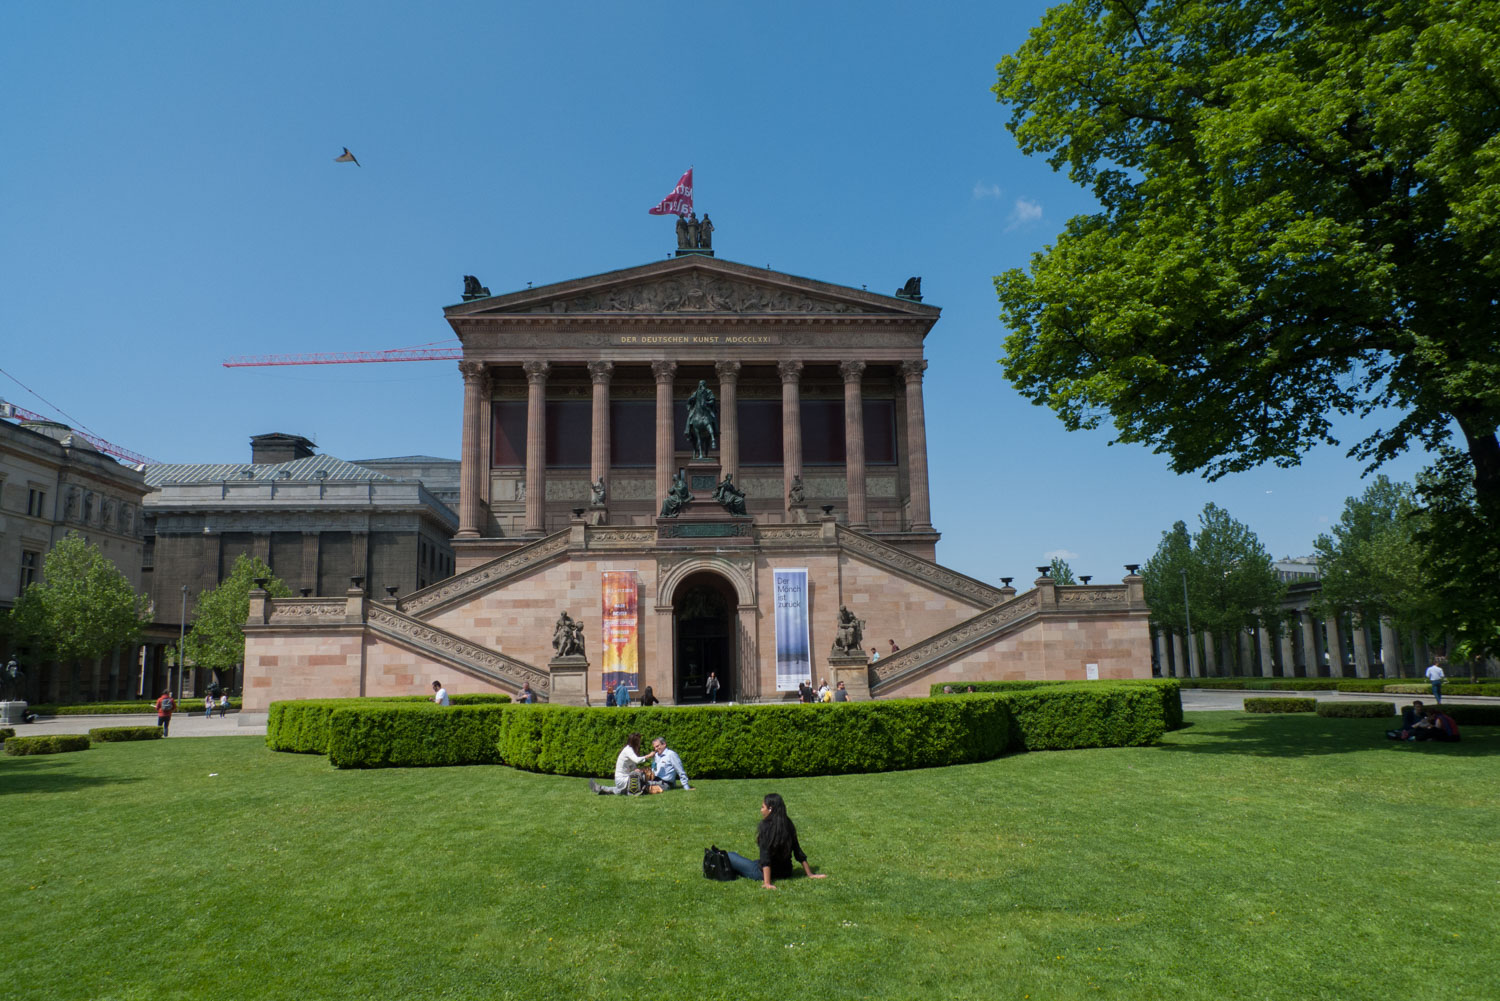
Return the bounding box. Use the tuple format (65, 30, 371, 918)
(457, 360, 486, 538)
(716, 361, 741, 482)
(779, 361, 803, 514)
(898, 360, 933, 532)
(1152, 629, 1169, 676)
(1299, 610, 1319, 676)
(588, 361, 613, 502)
(653, 361, 677, 514)
(1202, 631, 1218, 675)
(1170, 631, 1186, 678)
(1279, 627, 1296, 678)
(1257, 625, 1275, 677)
(523, 361, 550, 535)
(1326, 611, 1348, 677)
(479, 371, 495, 507)
(1379, 617, 1401, 678)
(840, 360, 868, 529)
(1350, 617, 1372, 678)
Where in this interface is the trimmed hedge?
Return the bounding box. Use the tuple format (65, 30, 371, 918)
(1383, 684, 1495, 697)
(1179, 678, 1401, 693)
(0, 727, 13, 743)
(266, 694, 512, 754)
(1316, 701, 1396, 718)
(1244, 697, 1317, 714)
(928, 679, 1184, 731)
(1438, 704, 1500, 726)
(327, 704, 507, 768)
(5, 734, 91, 756)
(24, 699, 244, 716)
(88, 726, 164, 742)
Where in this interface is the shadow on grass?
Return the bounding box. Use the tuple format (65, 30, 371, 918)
(0, 758, 143, 796)
(1159, 714, 1500, 758)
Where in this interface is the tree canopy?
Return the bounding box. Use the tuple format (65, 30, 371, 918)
(993, 0, 1500, 518)
(1313, 475, 1432, 630)
(1048, 557, 1078, 584)
(7, 533, 152, 664)
(184, 554, 292, 672)
(1142, 504, 1284, 646)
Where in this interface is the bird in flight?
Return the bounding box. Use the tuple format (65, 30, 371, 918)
(334, 147, 361, 167)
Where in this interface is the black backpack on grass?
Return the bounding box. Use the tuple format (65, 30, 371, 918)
(703, 846, 735, 881)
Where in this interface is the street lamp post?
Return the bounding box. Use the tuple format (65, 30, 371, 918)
(1181, 569, 1196, 677)
(177, 584, 187, 700)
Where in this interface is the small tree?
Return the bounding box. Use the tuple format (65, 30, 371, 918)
(1048, 557, 1077, 585)
(1314, 476, 1434, 640)
(8, 532, 152, 679)
(184, 554, 292, 685)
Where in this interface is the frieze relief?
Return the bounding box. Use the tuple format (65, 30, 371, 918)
(605, 478, 656, 501)
(267, 599, 348, 624)
(402, 532, 570, 616)
(836, 527, 1005, 606)
(367, 605, 549, 692)
(584, 527, 658, 548)
(1058, 588, 1129, 606)
(755, 525, 823, 544)
(519, 276, 882, 315)
(544, 478, 590, 502)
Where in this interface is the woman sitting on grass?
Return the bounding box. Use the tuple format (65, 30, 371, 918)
(724, 793, 828, 890)
(589, 732, 654, 795)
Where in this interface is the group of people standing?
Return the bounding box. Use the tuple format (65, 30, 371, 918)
(798, 679, 848, 703)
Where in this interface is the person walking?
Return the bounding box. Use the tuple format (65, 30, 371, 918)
(154, 690, 176, 736)
(217, 693, 229, 718)
(721, 793, 828, 890)
(1425, 659, 1447, 703)
(431, 680, 450, 706)
(204, 694, 214, 718)
(705, 671, 721, 703)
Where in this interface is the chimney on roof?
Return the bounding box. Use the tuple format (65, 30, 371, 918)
(250, 433, 317, 465)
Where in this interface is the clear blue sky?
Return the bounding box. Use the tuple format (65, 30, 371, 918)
(1, 1, 1431, 584)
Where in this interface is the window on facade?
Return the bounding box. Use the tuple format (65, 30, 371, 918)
(26, 488, 46, 517)
(82, 494, 94, 523)
(492, 401, 528, 466)
(610, 400, 655, 467)
(801, 400, 845, 464)
(864, 399, 897, 464)
(738, 400, 784, 465)
(19, 550, 40, 591)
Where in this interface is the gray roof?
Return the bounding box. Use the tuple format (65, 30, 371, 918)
(350, 455, 457, 464)
(143, 452, 400, 487)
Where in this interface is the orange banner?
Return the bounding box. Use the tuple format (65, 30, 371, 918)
(601, 571, 639, 693)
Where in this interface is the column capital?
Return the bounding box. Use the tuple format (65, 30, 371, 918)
(651, 360, 678, 383)
(459, 360, 486, 383)
(778, 359, 804, 383)
(898, 359, 928, 382)
(587, 360, 615, 385)
(523, 361, 551, 384)
(715, 359, 742, 382)
(839, 360, 867, 383)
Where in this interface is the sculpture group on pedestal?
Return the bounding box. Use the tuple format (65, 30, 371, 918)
(684, 380, 718, 460)
(831, 605, 866, 657)
(675, 212, 714, 251)
(552, 611, 586, 659)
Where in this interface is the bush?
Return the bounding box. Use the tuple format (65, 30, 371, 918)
(1439, 704, 1500, 726)
(0, 727, 13, 743)
(1316, 701, 1396, 718)
(25, 699, 244, 716)
(267, 694, 512, 754)
(327, 704, 508, 768)
(4, 734, 91, 756)
(88, 726, 164, 742)
(929, 679, 1184, 731)
(1384, 683, 1493, 697)
(1244, 697, 1317, 714)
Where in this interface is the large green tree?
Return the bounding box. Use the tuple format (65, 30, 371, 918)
(184, 554, 292, 677)
(993, 1, 1500, 516)
(1313, 475, 1433, 634)
(8, 533, 152, 667)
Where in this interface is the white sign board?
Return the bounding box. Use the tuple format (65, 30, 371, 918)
(1085, 663, 1099, 681)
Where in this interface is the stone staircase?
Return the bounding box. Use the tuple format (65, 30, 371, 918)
(399, 531, 571, 618)
(867, 590, 1044, 694)
(364, 603, 551, 699)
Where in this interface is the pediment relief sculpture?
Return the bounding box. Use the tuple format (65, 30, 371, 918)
(517, 275, 881, 315)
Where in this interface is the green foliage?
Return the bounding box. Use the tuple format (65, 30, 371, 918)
(929, 678, 1184, 731)
(1414, 450, 1500, 661)
(88, 726, 163, 742)
(1439, 704, 1500, 727)
(327, 704, 507, 768)
(1315, 476, 1434, 632)
(1244, 698, 1317, 714)
(0, 727, 14, 743)
(26, 699, 243, 716)
(1316, 701, 1396, 719)
(4, 734, 91, 755)
(1048, 557, 1077, 584)
(6, 533, 151, 666)
(184, 554, 293, 672)
(266, 694, 511, 754)
(1178, 678, 1393, 693)
(1001, 686, 1165, 750)
(1383, 683, 1495, 697)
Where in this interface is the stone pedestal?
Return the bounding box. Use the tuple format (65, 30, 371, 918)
(548, 655, 591, 706)
(0, 701, 29, 725)
(586, 502, 607, 526)
(827, 654, 871, 702)
(788, 501, 808, 524)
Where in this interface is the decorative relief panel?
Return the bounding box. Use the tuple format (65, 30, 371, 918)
(367, 605, 549, 692)
(584, 527, 658, 548)
(521, 276, 881, 315)
(1058, 588, 1129, 607)
(544, 478, 590, 501)
(607, 478, 657, 501)
(402, 532, 570, 616)
(836, 526, 1005, 606)
(267, 599, 348, 624)
(755, 525, 823, 544)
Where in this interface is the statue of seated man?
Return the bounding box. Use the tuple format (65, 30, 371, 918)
(832, 605, 865, 656)
(660, 469, 693, 518)
(711, 474, 747, 516)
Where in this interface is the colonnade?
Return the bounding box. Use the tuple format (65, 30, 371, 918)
(455, 358, 934, 538)
(1153, 608, 1432, 679)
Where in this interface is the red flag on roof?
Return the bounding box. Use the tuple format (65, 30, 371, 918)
(648, 167, 693, 217)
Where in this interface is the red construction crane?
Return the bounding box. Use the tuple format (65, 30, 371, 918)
(223, 341, 463, 368)
(0, 400, 159, 466)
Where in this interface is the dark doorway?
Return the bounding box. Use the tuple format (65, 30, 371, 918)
(673, 572, 736, 703)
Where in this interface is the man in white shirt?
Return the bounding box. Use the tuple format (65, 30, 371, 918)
(431, 680, 450, 706)
(1425, 660, 1446, 703)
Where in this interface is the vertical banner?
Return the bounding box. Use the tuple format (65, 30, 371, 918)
(773, 569, 811, 691)
(601, 571, 639, 694)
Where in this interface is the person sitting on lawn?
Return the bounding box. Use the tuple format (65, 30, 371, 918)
(589, 732, 655, 795)
(1414, 707, 1460, 742)
(721, 793, 828, 890)
(648, 736, 694, 791)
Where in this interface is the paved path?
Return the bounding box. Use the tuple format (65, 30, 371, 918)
(1180, 687, 1499, 711)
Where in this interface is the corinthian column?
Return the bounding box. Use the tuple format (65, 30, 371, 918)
(840, 360, 868, 529)
(523, 361, 549, 535)
(716, 360, 742, 481)
(588, 361, 614, 495)
(653, 361, 677, 513)
(779, 360, 804, 514)
(457, 360, 486, 538)
(899, 360, 932, 532)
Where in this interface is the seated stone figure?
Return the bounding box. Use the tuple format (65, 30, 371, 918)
(660, 469, 692, 518)
(712, 474, 747, 516)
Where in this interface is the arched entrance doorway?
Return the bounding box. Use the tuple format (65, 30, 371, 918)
(672, 571, 736, 702)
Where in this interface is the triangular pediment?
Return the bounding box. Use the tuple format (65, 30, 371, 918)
(445, 257, 937, 319)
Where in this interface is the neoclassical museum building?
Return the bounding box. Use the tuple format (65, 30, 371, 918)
(241, 252, 1151, 709)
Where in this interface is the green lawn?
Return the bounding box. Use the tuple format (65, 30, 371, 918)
(4, 712, 1495, 1001)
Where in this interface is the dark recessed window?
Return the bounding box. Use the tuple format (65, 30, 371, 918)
(738, 400, 784, 465)
(492, 401, 527, 467)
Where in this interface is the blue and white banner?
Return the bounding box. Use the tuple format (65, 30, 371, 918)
(773, 569, 811, 691)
